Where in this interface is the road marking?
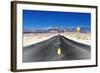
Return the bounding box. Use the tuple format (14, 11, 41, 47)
(57, 48, 61, 55)
(58, 41, 60, 45)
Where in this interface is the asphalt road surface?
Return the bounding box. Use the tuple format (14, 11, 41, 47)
(23, 35, 91, 62)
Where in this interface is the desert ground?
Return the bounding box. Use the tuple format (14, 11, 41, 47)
(61, 32, 91, 45)
(23, 32, 91, 47)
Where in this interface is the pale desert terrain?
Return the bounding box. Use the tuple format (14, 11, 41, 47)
(23, 32, 91, 47)
(23, 33, 58, 47)
(61, 32, 91, 45)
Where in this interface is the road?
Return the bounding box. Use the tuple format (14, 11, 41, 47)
(23, 35, 90, 62)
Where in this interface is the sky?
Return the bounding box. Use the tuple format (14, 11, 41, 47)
(23, 10, 91, 30)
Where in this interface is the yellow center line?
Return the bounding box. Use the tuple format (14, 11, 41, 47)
(57, 48, 61, 55)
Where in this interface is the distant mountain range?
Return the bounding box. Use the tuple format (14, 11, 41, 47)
(23, 27, 91, 33)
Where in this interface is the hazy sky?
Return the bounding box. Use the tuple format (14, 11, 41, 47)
(23, 10, 91, 30)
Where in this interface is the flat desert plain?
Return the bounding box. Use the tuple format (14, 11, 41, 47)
(23, 32, 91, 47)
